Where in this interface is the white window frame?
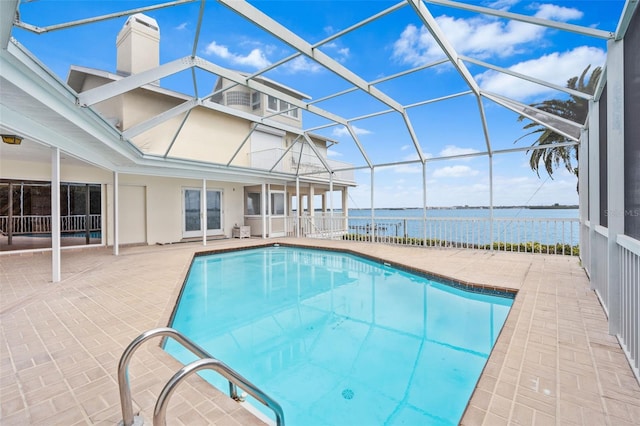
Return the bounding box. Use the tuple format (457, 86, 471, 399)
(266, 95, 299, 119)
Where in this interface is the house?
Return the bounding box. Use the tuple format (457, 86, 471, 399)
(1, 14, 355, 251)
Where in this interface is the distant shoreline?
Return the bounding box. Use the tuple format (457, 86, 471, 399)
(348, 205, 578, 211)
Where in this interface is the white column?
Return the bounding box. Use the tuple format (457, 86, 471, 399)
(329, 174, 334, 214)
(51, 147, 61, 283)
(296, 177, 300, 238)
(422, 161, 427, 242)
(588, 99, 600, 289)
(329, 173, 334, 236)
(370, 168, 375, 239)
(261, 183, 267, 238)
(309, 184, 315, 233)
(489, 155, 494, 251)
(113, 172, 119, 256)
(342, 187, 348, 232)
(606, 37, 625, 335)
(284, 182, 289, 236)
(202, 179, 207, 246)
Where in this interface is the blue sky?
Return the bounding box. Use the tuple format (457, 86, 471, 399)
(14, 0, 625, 208)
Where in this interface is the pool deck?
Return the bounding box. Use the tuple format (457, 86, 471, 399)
(1, 238, 639, 425)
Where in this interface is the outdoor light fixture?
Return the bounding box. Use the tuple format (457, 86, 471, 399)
(1, 134, 23, 145)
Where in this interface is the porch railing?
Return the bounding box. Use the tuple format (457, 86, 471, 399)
(588, 223, 640, 383)
(0, 214, 101, 235)
(284, 214, 579, 256)
(616, 235, 639, 380)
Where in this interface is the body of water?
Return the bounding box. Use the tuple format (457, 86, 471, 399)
(349, 207, 578, 220)
(345, 208, 579, 247)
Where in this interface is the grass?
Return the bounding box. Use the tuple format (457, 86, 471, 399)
(342, 234, 579, 256)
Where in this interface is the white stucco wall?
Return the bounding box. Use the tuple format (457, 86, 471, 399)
(168, 108, 253, 166)
(0, 156, 111, 184)
(116, 174, 245, 245)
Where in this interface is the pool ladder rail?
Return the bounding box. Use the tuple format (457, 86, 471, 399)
(117, 327, 285, 426)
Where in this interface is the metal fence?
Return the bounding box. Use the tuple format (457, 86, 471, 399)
(617, 235, 639, 380)
(285, 214, 580, 256)
(0, 214, 101, 235)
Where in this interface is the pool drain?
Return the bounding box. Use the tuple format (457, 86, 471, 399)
(341, 388, 354, 400)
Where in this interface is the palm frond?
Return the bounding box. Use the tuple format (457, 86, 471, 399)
(515, 64, 600, 186)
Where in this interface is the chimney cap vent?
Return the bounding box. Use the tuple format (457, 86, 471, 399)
(125, 13, 159, 33)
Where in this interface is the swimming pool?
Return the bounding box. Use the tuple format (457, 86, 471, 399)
(166, 246, 514, 425)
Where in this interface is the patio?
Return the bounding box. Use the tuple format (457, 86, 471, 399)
(1, 239, 638, 425)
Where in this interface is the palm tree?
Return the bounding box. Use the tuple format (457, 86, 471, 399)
(517, 65, 602, 180)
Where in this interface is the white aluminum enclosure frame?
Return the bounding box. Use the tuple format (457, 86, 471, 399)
(4, 0, 617, 176)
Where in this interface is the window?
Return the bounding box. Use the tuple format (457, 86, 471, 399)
(210, 92, 223, 104)
(266, 96, 299, 119)
(271, 192, 285, 215)
(246, 192, 261, 215)
(268, 95, 278, 111)
(251, 92, 261, 110)
(226, 91, 250, 106)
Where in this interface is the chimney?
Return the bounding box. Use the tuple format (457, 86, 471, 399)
(116, 14, 160, 78)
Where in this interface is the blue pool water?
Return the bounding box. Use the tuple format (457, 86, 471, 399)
(166, 246, 514, 425)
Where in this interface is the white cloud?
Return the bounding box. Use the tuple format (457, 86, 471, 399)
(439, 145, 480, 158)
(203, 41, 270, 69)
(432, 165, 479, 178)
(284, 56, 322, 73)
(370, 153, 422, 174)
(380, 147, 435, 172)
(391, 4, 583, 65)
(322, 42, 350, 63)
(392, 164, 423, 174)
(175, 22, 188, 31)
(535, 4, 583, 21)
(331, 125, 372, 137)
(486, 0, 520, 10)
(475, 45, 606, 100)
(403, 152, 421, 162)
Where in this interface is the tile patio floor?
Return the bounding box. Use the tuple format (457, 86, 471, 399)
(1, 238, 639, 425)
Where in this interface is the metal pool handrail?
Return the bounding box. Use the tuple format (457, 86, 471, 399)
(154, 358, 285, 426)
(117, 327, 284, 426)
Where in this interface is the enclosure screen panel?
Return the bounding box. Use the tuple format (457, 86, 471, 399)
(599, 85, 608, 228)
(624, 8, 640, 240)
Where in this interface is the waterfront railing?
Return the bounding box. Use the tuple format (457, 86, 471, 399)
(285, 214, 580, 256)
